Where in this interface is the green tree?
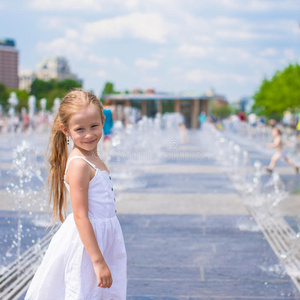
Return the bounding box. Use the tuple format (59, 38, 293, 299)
(100, 81, 120, 102)
(30, 78, 82, 110)
(55, 78, 81, 90)
(0, 83, 9, 110)
(7, 89, 30, 112)
(211, 103, 232, 119)
(101, 82, 115, 96)
(252, 63, 300, 118)
(30, 79, 54, 100)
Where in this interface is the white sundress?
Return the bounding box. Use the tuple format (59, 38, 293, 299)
(25, 156, 127, 300)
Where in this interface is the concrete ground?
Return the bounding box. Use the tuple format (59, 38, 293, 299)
(1, 127, 300, 299)
(111, 129, 300, 299)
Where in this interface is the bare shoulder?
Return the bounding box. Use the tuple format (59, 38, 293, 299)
(67, 157, 91, 185)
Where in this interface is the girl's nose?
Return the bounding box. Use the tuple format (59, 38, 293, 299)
(85, 130, 92, 138)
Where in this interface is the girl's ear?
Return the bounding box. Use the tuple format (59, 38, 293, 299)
(59, 124, 69, 136)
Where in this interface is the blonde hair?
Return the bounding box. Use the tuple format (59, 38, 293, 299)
(48, 89, 104, 223)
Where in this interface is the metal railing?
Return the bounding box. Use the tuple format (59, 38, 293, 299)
(229, 174, 300, 291)
(0, 228, 57, 300)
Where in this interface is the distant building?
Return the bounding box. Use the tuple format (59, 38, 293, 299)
(103, 88, 228, 128)
(0, 39, 19, 89)
(36, 56, 82, 85)
(19, 70, 36, 92)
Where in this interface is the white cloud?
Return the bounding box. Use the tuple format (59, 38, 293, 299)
(152, 52, 165, 60)
(30, 0, 176, 13)
(88, 55, 109, 65)
(186, 69, 250, 84)
(39, 16, 66, 30)
(65, 29, 80, 40)
(135, 58, 159, 69)
(260, 48, 278, 57)
(216, 30, 262, 40)
(83, 13, 169, 44)
(37, 38, 86, 59)
(30, 0, 102, 11)
(178, 44, 213, 58)
(283, 49, 297, 61)
(186, 70, 204, 82)
(213, 16, 241, 27)
(169, 67, 181, 73)
(96, 70, 108, 79)
(88, 55, 127, 69)
(222, 0, 296, 11)
(217, 48, 252, 63)
(138, 76, 160, 88)
(122, 0, 139, 9)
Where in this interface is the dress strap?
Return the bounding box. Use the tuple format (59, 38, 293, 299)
(65, 156, 97, 176)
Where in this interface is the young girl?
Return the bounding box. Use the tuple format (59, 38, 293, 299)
(266, 127, 299, 175)
(25, 90, 127, 299)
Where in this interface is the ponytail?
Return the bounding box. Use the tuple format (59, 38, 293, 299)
(48, 113, 68, 223)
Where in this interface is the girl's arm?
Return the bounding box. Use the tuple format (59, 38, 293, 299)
(266, 141, 276, 148)
(266, 137, 280, 148)
(67, 159, 112, 289)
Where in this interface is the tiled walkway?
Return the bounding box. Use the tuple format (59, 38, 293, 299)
(114, 128, 300, 299)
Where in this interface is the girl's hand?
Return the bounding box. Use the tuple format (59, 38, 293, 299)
(93, 261, 113, 288)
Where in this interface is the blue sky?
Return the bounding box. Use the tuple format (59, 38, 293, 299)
(1, 0, 299, 100)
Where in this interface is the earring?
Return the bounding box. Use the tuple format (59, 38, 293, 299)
(67, 136, 70, 145)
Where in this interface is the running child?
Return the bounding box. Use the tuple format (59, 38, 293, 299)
(266, 127, 299, 175)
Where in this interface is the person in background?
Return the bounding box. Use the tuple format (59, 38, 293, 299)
(238, 111, 246, 122)
(248, 112, 257, 137)
(103, 99, 115, 160)
(265, 127, 299, 175)
(198, 111, 207, 129)
(296, 113, 300, 142)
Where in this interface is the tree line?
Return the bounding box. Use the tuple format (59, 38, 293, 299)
(252, 63, 300, 119)
(0, 78, 82, 112)
(0, 79, 117, 113)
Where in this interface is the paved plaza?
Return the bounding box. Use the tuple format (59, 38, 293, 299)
(1, 126, 300, 299)
(115, 129, 300, 299)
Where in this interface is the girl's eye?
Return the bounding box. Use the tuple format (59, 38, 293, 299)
(92, 125, 98, 128)
(76, 128, 83, 131)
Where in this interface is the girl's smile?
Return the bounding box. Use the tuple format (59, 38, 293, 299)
(84, 139, 96, 145)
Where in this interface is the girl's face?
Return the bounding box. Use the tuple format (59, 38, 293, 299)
(62, 105, 104, 154)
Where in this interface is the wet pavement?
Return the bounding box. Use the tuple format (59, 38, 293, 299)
(115, 127, 300, 299)
(1, 126, 300, 299)
(122, 215, 299, 299)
